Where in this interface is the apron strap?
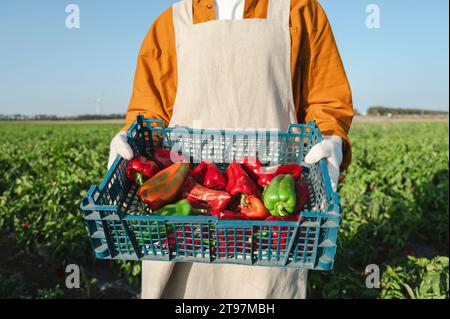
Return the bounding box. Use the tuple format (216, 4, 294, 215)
(173, 0, 194, 28)
(267, 0, 291, 26)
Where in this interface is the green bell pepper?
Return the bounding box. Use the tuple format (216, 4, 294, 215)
(150, 199, 205, 235)
(263, 174, 297, 216)
(154, 199, 204, 216)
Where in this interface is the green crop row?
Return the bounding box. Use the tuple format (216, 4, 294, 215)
(0, 121, 448, 298)
(308, 121, 449, 298)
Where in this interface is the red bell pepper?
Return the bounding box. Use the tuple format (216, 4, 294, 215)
(189, 161, 208, 182)
(126, 156, 160, 186)
(216, 241, 252, 255)
(240, 194, 270, 220)
(295, 180, 309, 212)
(225, 163, 261, 197)
(189, 161, 227, 190)
(263, 215, 305, 249)
(160, 233, 176, 250)
(162, 226, 212, 250)
(212, 210, 249, 220)
(237, 157, 263, 182)
(152, 149, 188, 169)
(215, 230, 252, 256)
(257, 164, 304, 187)
(256, 240, 288, 251)
(269, 231, 289, 248)
(257, 228, 290, 250)
(182, 177, 232, 212)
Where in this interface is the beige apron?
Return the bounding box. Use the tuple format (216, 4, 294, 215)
(142, 0, 307, 299)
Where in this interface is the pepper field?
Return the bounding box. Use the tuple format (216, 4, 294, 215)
(0, 119, 448, 299)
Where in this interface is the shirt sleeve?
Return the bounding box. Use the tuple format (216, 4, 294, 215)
(122, 7, 177, 131)
(297, 0, 354, 171)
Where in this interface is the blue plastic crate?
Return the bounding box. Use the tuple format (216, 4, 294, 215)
(80, 116, 342, 270)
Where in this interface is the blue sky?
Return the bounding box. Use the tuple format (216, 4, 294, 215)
(0, 0, 448, 116)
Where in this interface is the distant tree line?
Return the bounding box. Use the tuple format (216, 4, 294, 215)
(367, 106, 449, 116)
(2, 108, 448, 121)
(0, 114, 126, 121)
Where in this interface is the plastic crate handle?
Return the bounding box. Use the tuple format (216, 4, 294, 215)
(141, 116, 165, 129)
(287, 121, 317, 134)
(126, 116, 165, 139)
(80, 185, 99, 210)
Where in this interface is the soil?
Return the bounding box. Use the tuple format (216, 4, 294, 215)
(0, 232, 137, 299)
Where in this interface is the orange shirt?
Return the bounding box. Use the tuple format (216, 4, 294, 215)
(124, 0, 354, 170)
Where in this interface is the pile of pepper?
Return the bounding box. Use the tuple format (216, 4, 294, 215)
(126, 152, 310, 221)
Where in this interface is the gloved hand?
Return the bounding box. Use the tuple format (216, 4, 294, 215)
(107, 132, 134, 169)
(304, 136, 343, 192)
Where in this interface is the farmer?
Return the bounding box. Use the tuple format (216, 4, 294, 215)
(108, 0, 353, 299)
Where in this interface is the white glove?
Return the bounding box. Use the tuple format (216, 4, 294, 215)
(304, 136, 343, 192)
(107, 132, 134, 169)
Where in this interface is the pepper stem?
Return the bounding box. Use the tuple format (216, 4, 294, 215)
(135, 172, 145, 186)
(191, 207, 208, 215)
(240, 194, 250, 208)
(274, 202, 288, 216)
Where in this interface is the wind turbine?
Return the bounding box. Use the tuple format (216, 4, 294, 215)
(92, 96, 103, 115)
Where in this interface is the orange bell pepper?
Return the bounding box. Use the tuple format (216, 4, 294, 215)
(239, 194, 270, 220)
(137, 162, 190, 210)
